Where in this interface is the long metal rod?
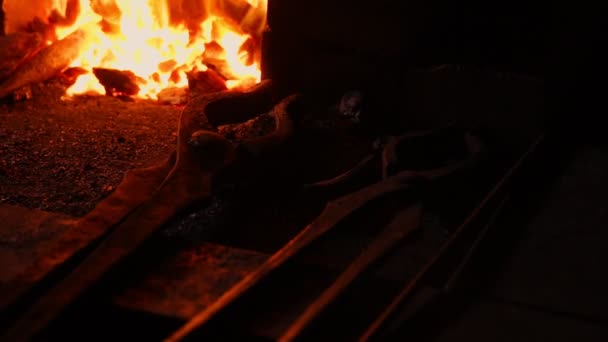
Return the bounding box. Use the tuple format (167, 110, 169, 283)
(359, 133, 545, 341)
(1, 83, 282, 341)
(279, 205, 422, 341)
(1, 171, 205, 341)
(167, 133, 484, 341)
(443, 195, 510, 291)
(0, 153, 175, 315)
(165, 180, 411, 342)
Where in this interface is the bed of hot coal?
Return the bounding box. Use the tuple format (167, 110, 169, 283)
(0, 66, 543, 340)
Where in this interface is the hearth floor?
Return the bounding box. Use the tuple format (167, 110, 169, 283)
(0, 86, 180, 216)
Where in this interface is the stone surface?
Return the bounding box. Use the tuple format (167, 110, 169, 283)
(432, 295, 608, 342)
(486, 145, 608, 321)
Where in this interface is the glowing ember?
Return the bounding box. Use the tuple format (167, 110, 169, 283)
(17, 0, 267, 98)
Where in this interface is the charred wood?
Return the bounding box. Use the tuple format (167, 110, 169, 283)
(201, 41, 258, 83)
(166, 0, 262, 38)
(215, 0, 253, 27)
(0, 29, 86, 99)
(47, 0, 80, 30)
(166, 0, 209, 33)
(157, 87, 188, 105)
(88, 0, 121, 34)
(187, 68, 227, 96)
(58, 66, 88, 87)
(239, 36, 261, 67)
(10, 84, 31, 101)
(281, 205, 423, 341)
(22, 16, 56, 41)
(0, 32, 45, 80)
(93, 67, 141, 97)
(0, 0, 4, 36)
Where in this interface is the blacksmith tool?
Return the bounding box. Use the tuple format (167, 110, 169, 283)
(2, 80, 303, 341)
(168, 126, 485, 341)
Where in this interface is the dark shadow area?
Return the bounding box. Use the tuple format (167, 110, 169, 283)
(385, 133, 578, 340)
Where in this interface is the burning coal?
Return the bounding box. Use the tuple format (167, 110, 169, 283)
(2, 0, 267, 99)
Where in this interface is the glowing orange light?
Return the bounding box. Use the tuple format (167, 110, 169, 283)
(48, 0, 267, 99)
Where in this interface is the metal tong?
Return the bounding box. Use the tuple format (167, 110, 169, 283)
(2, 80, 303, 341)
(168, 124, 486, 341)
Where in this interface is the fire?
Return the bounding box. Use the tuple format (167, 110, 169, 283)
(46, 0, 267, 98)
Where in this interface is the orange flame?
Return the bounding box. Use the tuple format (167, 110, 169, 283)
(49, 0, 267, 98)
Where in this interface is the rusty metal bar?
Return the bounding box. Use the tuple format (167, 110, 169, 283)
(359, 133, 545, 341)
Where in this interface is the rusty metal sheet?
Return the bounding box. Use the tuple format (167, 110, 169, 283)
(114, 242, 268, 320)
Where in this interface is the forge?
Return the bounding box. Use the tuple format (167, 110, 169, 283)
(0, 1, 545, 341)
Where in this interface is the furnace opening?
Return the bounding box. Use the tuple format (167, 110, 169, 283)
(2, 0, 267, 99)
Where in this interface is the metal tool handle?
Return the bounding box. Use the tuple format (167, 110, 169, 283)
(2, 172, 207, 342)
(279, 205, 423, 341)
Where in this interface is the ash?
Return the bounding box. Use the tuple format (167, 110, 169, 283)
(163, 192, 237, 241)
(217, 112, 276, 142)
